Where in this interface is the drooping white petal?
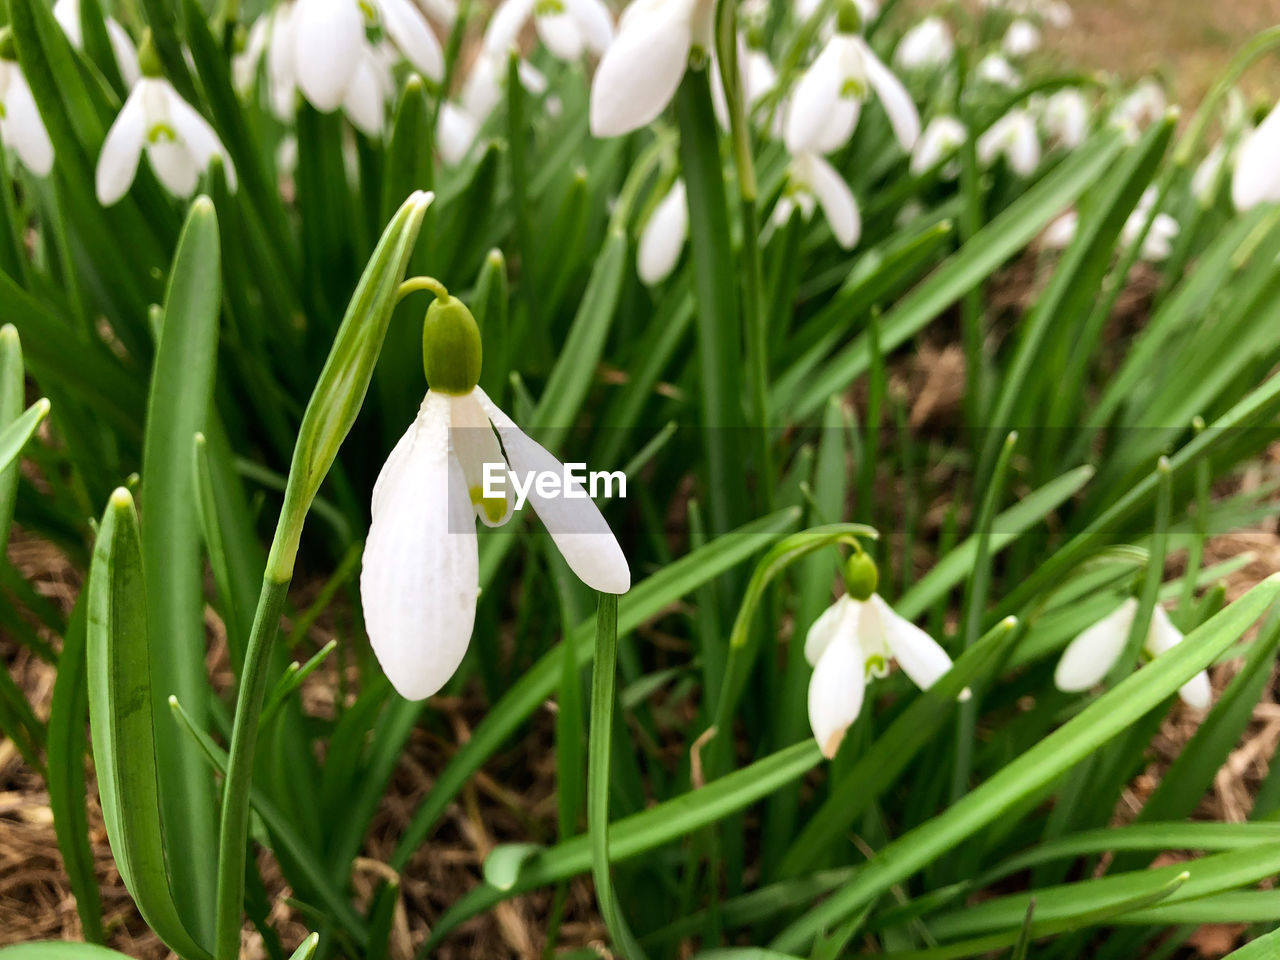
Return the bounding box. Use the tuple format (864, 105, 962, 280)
(53, 0, 83, 45)
(871, 593, 953, 691)
(804, 595, 857, 666)
(589, 1, 691, 137)
(1232, 101, 1280, 212)
(95, 83, 148, 204)
(894, 16, 953, 71)
(1054, 597, 1136, 692)
(449, 391, 515, 527)
(292, 0, 364, 111)
(637, 179, 688, 285)
(437, 102, 480, 165)
(1002, 19, 1041, 57)
(106, 18, 141, 87)
(342, 52, 388, 137)
(536, 11, 585, 60)
(378, 0, 445, 80)
(784, 40, 844, 154)
(798, 152, 860, 248)
(147, 139, 201, 197)
(1042, 88, 1089, 149)
(266, 4, 300, 120)
(168, 89, 237, 189)
(808, 632, 866, 759)
(1144, 604, 1212, 709)
(234, 14, 271, 92)
(975, 53, 1019, 87)
(484, 0, 536, 54)
(1041, 210, 1078, 249)
(565, 0, 614, 52)
(859, 39, 920, 151)
(419, 0, 458, 25)
(910, 115, 966, 175)
(475, 387, 630, 593)
(3, 70, 54, 177)
(361, 392, 480, 701)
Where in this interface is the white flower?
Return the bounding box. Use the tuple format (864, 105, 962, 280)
(437, 102, 481, 165)
(910, 114, 966, 176)
(637, 179, 687, 285)
(233, 5, 300, 122)
(0, 60, 54, 176)
(1054, 597, 1211, 709)
(1042, 0, 1072, 27)
(977, 108, 1040, 176)
(1002, 19, 1041, 58)
(806, 593, 957, 758)
(1232, 101, 1280, 212)
(773, 151, 860, 248)
(1041, 209, 1077, 249)
(485, 0, 613, 61)
(95, 76, 235, 205)
(711, 37, 778, 129)
(1042, 88, 1089, 148)
(291, 0, 442, 115)
(436, 54, 547, 166)
(1121, 187, 1178, 262)
(975, 53, 1020, 87)
(894, 16, 953, 71)
(785, 29, 919, 156)
(1192, 141, 1228, 207)
(588, 0, 715, 137)
(1111, 79, 1165, 143)
(54, 0, 140, 87)
(361, 383, 629, 700)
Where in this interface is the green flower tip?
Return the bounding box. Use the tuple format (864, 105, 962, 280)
(836, 0, 862, 34)
(0, 322, 18, 344)
(109, 486, 134, 510)
(422, 295, 483, 395)
(0, 28, 16, 61)
(843, 550, 878, 601)
(138, 30, 163, 78)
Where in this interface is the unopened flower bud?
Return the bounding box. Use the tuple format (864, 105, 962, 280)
(138, 30, 163, 78)
(843, 551, 878, 601)
(422, 295, 483, 395)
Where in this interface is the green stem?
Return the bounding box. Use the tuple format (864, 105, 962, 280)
(587, 593, 647, 959)
(505, 52, 539, 330)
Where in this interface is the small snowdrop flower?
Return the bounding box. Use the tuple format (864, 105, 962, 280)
(0, 37, 54, 177)
(96, 37, 236, 205)
(806, 552, 959, 759)
(893, 16, 954, 72)
(978, 108, 1040, 176)
(1054, 597, 1211, 709)
(1121, 187, 1178, 262)
(1191, 141, 1228, 207)
(1041, 209, 1077, 249)
(975, 53, 1020, 87)
(1232, 101, 1280, 212)
(1111, 79, 1165, 143)
(910, 114, 966, 177)
(233, 5, 300, 122)
(1041, 0, 1072, 27)
(291, 0, 442, 115)
(588, 0, 716, 137)
(436, 53, 546, 166)
(785, 0, 920, 156)
(637, 179, 688, 285)
(1042, 88, 1089, 148)
(1002, 19, 1041, 58)
(361, 292, 629, 700)
(711, 34, 778, 130)
(485, 0, 613, 62)
(54, 0, 140, 87)
(774, 151, 860, 248)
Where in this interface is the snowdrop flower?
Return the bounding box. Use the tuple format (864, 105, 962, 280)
(978, 108, 1040, 176)
(291, 0, 442, 115)
(1041, 209, 1077, 249)
(1111, 79, 1165, 143)
(1041, 88, 1089, 148)
(975, 53, 1020, 87)
(485, 0, 613, 62)
(1191, 141, 1228, 207)
(1055, 597, 1211, 709)
(0, 46, 54, 177)
(1041, 0, 1072, 27)
(711, 36, 778, 130)
(233, 5, 299, 121)
(893, 16, 953, 72)
(1232, 101, 1280, 212)
(588, 0, 716, 137)
(806, 553, 958, 758)
(96, 40, 236, 205)
(637, 180, 687, 285)
(437, 103, 482, 166)
(54, 0, 140, 87)
(910, 114, 966, 177)
(436, 53, 546, 166)
(1121, 187, 1178, 262)
(785, 1, 919, 156)
(361, 292, 629, 700)
(1002, 19, 1041, 58)
(774, 151, 860, 248)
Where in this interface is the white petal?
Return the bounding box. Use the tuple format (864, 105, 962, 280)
(3, 71, 54, 176)
(106, 18, 141, 87)
(95, 85, 147, 204)
(147, 140, 201, 197)
(1232, 102, 1280, 212)
(589, 8, 691, 137)
(342, 54, 388, 136)
(1002, 19, 1041, 57)
(1054, 597, 1136, 692)
(437, 102, 480, 165)
(808, 633, 866, 759)
(1177, 670, 1213, 710)
(378, 0, 444, 80)
(1007, 118, 1041, 176)
(449, 392, 514, 527)
(419, 0, 458, 23)
(1041, 210, 1078, 249)
(859, 39, 920, 151)
(637, 179, 688, 284)
(536, 11, 585, 60)
(267, 4, 300, 120)
(475, 387, 630, 593)
(565, 0, 614, 52)
(54, 0, 83, 46)
(803, 153, 860, 248)
(484, 0, 535, 55)
(784, 40, 843, 154)
(804, 595, 857, 666)
(361, 392, 480, 701)
(1145, 605, 1212, 709)
(292, 0, 364, 111)
(872, 594, 953, 691)
(168, 91, 237, 189)
(234, 15, 270, 92)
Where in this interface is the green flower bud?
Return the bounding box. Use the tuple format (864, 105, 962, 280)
(422, 295, 482, 395)
(138, 30, 163, 78)
(843, 550, 879, 601)
(836, 0, 862, 34)
(0, 28, 17, 62)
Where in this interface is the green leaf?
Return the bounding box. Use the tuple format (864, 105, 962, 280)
(1224, 926, 1280, 959)
(0, 326, 26, 559)
(85, 489, 211, 960)
(0, 945, 138, 960)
